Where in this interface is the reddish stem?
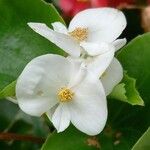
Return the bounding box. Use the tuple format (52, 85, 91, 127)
(0, 132, 45, 144)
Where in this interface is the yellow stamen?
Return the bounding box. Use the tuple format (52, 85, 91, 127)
(69, 27, 88, 42)
(58, 87, 74, 102)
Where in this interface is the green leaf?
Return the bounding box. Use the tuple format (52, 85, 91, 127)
(0, 0, 65, 95)
(110, 73, 144, 106)
(0, 81, 16, 99)
(42, 126, 100, 150)
(123, 74, 144, 106)
(109, 83, 127, 102)
(117, 33, 150, 104)
(132, 127, 150, 150)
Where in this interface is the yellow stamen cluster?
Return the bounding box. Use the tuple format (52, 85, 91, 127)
(69, 27, 88, 42)
(58, 87, 74, 102)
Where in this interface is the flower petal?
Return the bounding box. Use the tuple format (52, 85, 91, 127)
(87, 46, 115, 79)
(80, 42, 113, 56)
(28, 23, 81, 57)
(69, 8, 126, 43)
(101, 58, 123, 95)
(16, 54, 73, 116)
(68, 74, 107, 135)
(46, 104, 59, 121)
(18, 97, 57, 117)
(113, 38, 127, 51)
(67, 57, 87, 88)
(67, 56, 83, 77)
(51, 22, 68, 34)
(51, 104, 70, 132)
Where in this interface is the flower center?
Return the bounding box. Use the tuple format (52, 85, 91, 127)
(57, 87, 74, 102)
(69, 27, 88, 42)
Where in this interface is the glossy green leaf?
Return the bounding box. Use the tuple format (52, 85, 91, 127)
(0, 0, 65, 95)
(110, 74, 144, 106)
(109, 83, 127, 102)
(42, 126, 100, 150)
(0, 81, 16, 99)
(117, 33, 150, 104)
(132, 127, 150, 150)
(122, 74, 144, 106)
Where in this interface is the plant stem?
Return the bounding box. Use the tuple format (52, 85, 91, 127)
(0, 132, 45, 144)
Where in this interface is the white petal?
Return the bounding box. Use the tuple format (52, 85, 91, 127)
(46, 104, 59, 121)
(69, 8, 126, 43)
(68, 74, 107, 135)
(28, 23, 81, 57)
(101, 58, 123, 95)
(52, 104, 70, 132)
(16, 54, 73, 116)
(113, 38, 127, 52)
(18, 97, 57, 117)
(67, 56, 83, 76)
(87, 46, 115, 79)
(67, 57, 87, 88)
(51, 22, 68, 34)
(80, 42, 113, 56)
(70, 63, 87, 88)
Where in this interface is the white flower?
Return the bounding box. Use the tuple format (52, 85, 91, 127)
(101, 58, 123, 95)
(16, 54, 107, 135)
(67, 56, 124, 96)
(27, 8, 127, 78)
